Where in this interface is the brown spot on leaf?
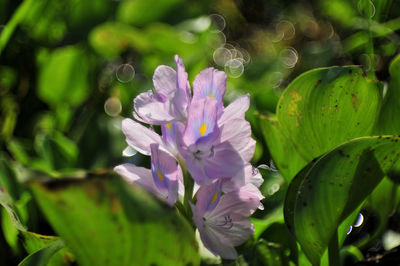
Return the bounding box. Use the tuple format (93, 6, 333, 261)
(351, 93, 362, 112)
(288, 90, 302, 116)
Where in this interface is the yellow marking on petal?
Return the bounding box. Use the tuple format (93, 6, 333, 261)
(166, 123, 172, 130)
(200, 123, 207, 136)
(157, 170, 164, 182)
(208, 93, 214, 99)
(211, 192, 218, 204)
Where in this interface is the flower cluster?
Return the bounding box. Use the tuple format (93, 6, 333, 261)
(115, 55, 264, 259)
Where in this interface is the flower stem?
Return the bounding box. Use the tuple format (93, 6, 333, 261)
(328, 229, 340, 266)
(180, 161, 194, 222)
(0, 0, 34, 56)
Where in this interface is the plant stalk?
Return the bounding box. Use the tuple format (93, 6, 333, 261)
(0, 0, 34, 56)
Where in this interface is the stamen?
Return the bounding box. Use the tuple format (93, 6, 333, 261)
(165, 123, 172, 130)
(209, 93, 214, 99)
(217, 215, 233, 229)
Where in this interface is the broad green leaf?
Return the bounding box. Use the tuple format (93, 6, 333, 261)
(277, 66, 381, 162)
(37, 46, 91, 107)
(30, 172, 200, 266)
(89, 22, 150, 58)
(284, 136, 400, 264)
(258, 113, 307, 182)
(18, 239, 65, 266)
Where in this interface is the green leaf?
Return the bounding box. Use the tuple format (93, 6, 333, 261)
(0, 189, 27, 232)
(277, 66, 381, 162)
(18, 239, 65, 266)
(258, 113, 307, 182)
(29, 172, 200, 266)
(37, 46, 91, 107)
(284, 136, 400, 264)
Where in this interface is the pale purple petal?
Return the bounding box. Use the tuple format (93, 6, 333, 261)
(182, 141, 244, 186)
(183, 98, 220, 146)
(172, 55, 191, 118)
(207, 188, 261, 219)
(133, 90, 179, 124)
(150, 143, 180, 205)
(193, 67, 227, 115)
(191, 203, 238, 259)
(218, 94, 250, 126)
(202, 141, 245, 179)
(209, 216, 255, 247)
(161, 122, 185, 156)
(248, 167, 264, 188)
(221, 164, 252, 192)
(196, 180, 222, 214)
(121, 118, 162, 155)
(197, 225, 238, 259)
(114, 163, 159, 196)
(180, 147, 214, 185)
(219, 119, 255, 162)
(153, 65, 177, 95)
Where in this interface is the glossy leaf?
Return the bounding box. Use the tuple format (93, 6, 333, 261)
(277, 66, 381, 162)
(258, 113, 307, 182)
(30, 172, 200, 266)
(284, 136, 400, 264)
(18, 239, 65, 266)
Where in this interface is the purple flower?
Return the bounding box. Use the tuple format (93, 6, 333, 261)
(115, 55, 264, 260)
(134, 55, 190, 124)
(114, 144, 183, 206)
(191, 181, 261, 259)
(180, 97, 245, 185)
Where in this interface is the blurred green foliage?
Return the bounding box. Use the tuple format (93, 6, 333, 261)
(0, 0, 400, 265)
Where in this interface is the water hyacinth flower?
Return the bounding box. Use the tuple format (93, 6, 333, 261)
(115, 55, 264, 260)
(191, 181, 262, 259)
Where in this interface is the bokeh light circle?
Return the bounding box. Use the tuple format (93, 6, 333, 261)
(104, 97, 122, 117)
(224, 59, 244, 78)
(116, 64, 135, 83)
